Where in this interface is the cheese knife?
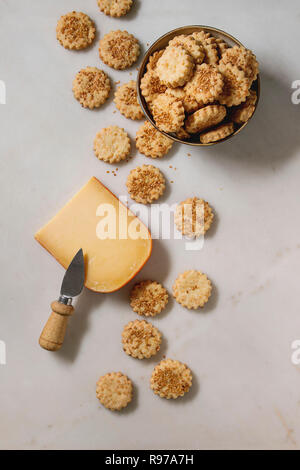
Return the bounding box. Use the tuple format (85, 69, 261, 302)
(39, 248, 85, 351)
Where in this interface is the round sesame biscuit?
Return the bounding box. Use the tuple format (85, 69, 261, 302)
(173, 270, 212, 309)
(140, 69, 167, 108)
(200, 122, 234, 144)
(126, 165, 166, 204)
(152, 93, 185, 133)
(156, 46, 194, 88)
(97, 0, 133, 17)
(99, 30, 140, 70)
(183, 93, 202, 114)
(56, 11, 96, 50)
(175, 127, 191, 140)
(72, 67, 111, 109)
(232, 105, 255, 124)
(175, 197, 214, 237)
(122, 319, 162, 359)
(168, 34, 205, 64)
(165, 87, 200, 114)
(185, 105, 226, 134)
(220, 46, 259, 84)
(231, 90, 257, 124)
(192, 31, 219, 65)
(147, 50, 165, 72)
(150, 359, 192, 399)
(94, 126, 130, 163)
(165, 86, 186, 101)
(114, 80, 143, 120)
(136, 121, 173, 158)
(243, 89, 257, 107)
(184, 63, 224, 105)
(130, 280, 169, 317)
(218, 63, 251, 107)
(215, 37, 229, 57)
(96, 372, 133, 410)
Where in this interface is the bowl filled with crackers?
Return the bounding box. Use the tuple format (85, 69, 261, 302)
(137, 25, 260, 146)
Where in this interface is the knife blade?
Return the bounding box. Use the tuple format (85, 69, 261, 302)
(39, 248, 85, 351)
(60, 248, 85, 301)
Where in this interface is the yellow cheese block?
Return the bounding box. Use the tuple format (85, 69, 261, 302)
(35, 177, 152, 293)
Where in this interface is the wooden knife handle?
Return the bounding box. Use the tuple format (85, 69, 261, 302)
(39, 301, 74, 351)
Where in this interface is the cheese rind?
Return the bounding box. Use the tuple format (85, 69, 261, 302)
(35, 177, 152, 293)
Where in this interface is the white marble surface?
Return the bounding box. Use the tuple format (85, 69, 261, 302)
(1, 0, 300, 450)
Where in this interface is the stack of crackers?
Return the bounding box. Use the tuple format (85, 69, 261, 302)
(140, 31, 259, 144)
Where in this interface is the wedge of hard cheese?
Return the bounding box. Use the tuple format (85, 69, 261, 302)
(35, 177, 152, 293)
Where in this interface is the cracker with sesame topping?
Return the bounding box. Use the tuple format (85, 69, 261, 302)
(140, 69, 167, 108)
(114, 80, 143, 120)
(56, 11, 96, 50)
(192, 31, 219, 65)
(152, 93, 185, 133)
(165, 86, 186, 101)
(136, 121, 173, 158)
(99, 30, 140, 70)
(165, 87, 201, 114)
(150, 359, 192, 399)
(168, 34, 205, 64)
(122, 319, 162, 359)
(97, 0, 133, 17)
(156, 46, 194, 88)
(147, 50, 165, 72)
(184, 63, 224, 105)
(220, 46, 259, 84)
(183, 93, 203, 114)
(173, 270, 212, 309)
(175, 126, 191, 140)
(130, 280, 169, 316)
(72, 67, 111, 109)
(200, 122, 234, 143)
(175, 197, 214, 237)
(218, 63, 251, 107)
(94, 125, 130, 163)
(185, 105, 226, 134)
(215, 37, 229, 57)
(232, 90, 257, 124)
(96, 372, 133, 410)
(126, 165, 166, 204)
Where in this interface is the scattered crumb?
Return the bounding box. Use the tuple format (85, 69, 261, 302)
(106, 171, 110, 173)
(113, 110, 116, 113)
(187, 153, 191, 157)
(115, 80, 120, 85)
(170, 180, 174, 183)
(169, 165, 172, 168)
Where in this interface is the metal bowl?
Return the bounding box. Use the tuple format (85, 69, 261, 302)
(137, 25, 260, 147)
